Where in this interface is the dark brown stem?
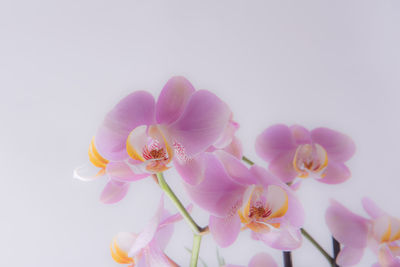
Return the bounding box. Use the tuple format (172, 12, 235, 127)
(283, 251, 293, 267)
(332, 237, 340, 267)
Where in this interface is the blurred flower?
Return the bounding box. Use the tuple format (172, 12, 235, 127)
(74, 76, 231, 203)
(325, 198, 400, 266)
(182, 150, 304, 250)
(255, 124, 355, 185)
(111, 196, 189, 267)
(224, 252, 278, 267)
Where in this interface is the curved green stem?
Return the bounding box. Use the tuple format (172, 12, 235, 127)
(156, 172, 204, 234)
(190, 234, 202, 267)
(301, 228, 335, 265)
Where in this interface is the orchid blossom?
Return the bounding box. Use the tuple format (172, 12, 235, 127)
(74, 76, 231, 203)
(255, 124, 355, 185)
(325, 198, 400, 266)
(111, 196, 191, 267)
(180, 150, 304, 250)
(71, 76, 389, 267)
(223, 252, 278, 267)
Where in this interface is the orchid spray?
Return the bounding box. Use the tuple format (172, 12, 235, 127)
(75, 77, 395, 267)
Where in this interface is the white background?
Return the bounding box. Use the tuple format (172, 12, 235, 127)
(1, 1, 399, 266)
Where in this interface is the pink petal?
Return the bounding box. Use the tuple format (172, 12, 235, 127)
(248, 253, 278, 267)
(156, 76, 195, 125)
(310, 127, 356, 163)
(336, 246, 364, 266)
(100, 180, 130, 204)
(183, 153, 246, 217)
(290, 125, 311, 145)
(136, 257, 147, 267)
(128, 197, 164, 256)
(155, 220, 173, 251)
(251, 224, 302, 250)
(144, 241, 178, 267)
(209, 214, 241, 247)
(106, 161, 150, 182)
(213, 118, 239, 149)
(290, 180, 302, 191)
(378, 245, 400, 267)
(167, 90, 231, 157)
(203, 136, 243, 160)
(214, 150, 257, 186)
(222, 136, 243, 159)
(255, 124, 296, 162)
(325, 199, 369, 248)
(268, 149, 298, 183)
(158, 204, 193, 229)
(372, 215, 392, 243)
(318, 161, 351, 184)
(174, 153, 206, 185)
(154, 204, 193, 252)
(362, 197, 386, 219)
(96, 91, 156, 161)
(250, 165, 305, 228)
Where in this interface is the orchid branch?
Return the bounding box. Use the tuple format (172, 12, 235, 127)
(283, 251, 293, 267)
(185, 247, 208, 267)
(300, 228, 335, 265)
(332, 237, 340, 267)
(156, 172, 207, 267)
(190, 234, 202, 267)
(156, 172, 207, 234)
(242, 155, 255, 165)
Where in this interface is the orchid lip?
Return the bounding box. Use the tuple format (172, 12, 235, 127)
(373, 216, 400, 245)
(293, 143, 328, 179)
(110, 238, 135, 265)
(126, 125, 174, 173)
(89, 138, 109, 168)
(238, 185, 288, 232)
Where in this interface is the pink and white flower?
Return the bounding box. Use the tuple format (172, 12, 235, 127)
(74, 76, 231, 203)
(224, 252, 278, 267)
(325, 198, 400, 267)
(181, 150, 304, 250)
(255, 124, 355, 184)
(110, 196, 189, 267)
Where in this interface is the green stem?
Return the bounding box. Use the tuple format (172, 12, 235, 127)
(190, 234, 202, 267)
(156, 172, 203, 234)
(242, 155, 255, 165)
(301, 228, 335, 265)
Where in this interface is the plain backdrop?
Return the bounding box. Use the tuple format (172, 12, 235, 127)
(1, 1, 399, 266)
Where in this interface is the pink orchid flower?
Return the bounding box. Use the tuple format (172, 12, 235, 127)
(256, 124, 355, 185)
(224, 252, 278, 267)
(325, 198, 400, 266)
(74, 76, 231, 203)
(174, 122, 243, 186)
(110, 196, 190, 267)
(181, 150, 304, 250)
